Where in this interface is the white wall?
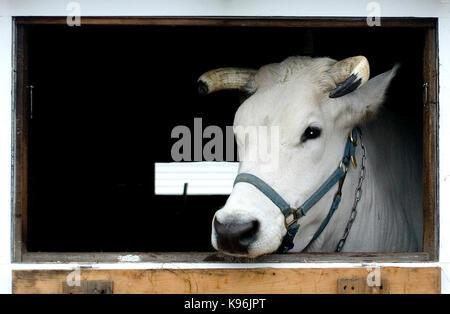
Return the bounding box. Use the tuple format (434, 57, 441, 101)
(0, 5, 12, 293)
(1, 0, 449, 294)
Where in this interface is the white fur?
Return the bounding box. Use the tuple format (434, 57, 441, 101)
(211, 56, 422, 257)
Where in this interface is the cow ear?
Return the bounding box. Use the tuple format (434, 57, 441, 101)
(341, 64, 399, 125)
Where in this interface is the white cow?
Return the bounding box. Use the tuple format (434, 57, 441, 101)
(198, 56, 422, 258)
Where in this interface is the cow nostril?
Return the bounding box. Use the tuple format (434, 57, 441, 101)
(239, 220, 259, 245)
(214, 218, 259, 253)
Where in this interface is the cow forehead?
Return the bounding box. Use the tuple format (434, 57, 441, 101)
(234, 76, 326, 130)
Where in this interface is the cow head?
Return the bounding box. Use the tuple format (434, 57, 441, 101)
(199, 56, 397, 257)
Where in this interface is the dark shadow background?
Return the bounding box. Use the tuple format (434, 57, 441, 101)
(25, 25, 424, 252)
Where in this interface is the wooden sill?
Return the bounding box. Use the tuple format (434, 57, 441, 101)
(20, 251, 432, 264)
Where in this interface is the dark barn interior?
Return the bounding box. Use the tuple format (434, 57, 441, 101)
(25, 23, 424, 252)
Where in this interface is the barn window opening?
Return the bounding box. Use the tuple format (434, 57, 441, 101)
(12, 18, 437, 262)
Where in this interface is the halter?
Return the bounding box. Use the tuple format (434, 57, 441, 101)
(233, 128, 360, 253)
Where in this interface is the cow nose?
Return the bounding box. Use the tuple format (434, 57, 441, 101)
(214, 217, 260, 253)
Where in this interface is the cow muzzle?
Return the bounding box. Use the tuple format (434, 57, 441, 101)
(213, 217, 260, 254)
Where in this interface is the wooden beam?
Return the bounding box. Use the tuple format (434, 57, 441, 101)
(11, 22, 29, 263)
(14, 16, 437, 28)
(13, 267, 441, 294)
(21, 251, 431, 264)
(422, 26, 439, 261)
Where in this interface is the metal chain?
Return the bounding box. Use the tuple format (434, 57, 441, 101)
(335, 129, 367, 252)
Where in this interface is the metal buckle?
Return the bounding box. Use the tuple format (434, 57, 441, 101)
(350, 155, 357, 168)
(285, 208, 299, 229)
(349, 130, 358, 168)
(339, 161, 348, 173)
(349, 130, 357, 147)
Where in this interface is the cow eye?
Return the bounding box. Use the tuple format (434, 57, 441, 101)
(301, 126, 321, 143)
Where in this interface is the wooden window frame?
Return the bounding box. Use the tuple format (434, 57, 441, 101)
(11, 16, 439, 264)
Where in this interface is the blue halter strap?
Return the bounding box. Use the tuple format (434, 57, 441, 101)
(233, 128, 359, 253)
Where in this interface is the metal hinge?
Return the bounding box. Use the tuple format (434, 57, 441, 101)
(337, 277, 389, 294)
(62, 280, 113, 294)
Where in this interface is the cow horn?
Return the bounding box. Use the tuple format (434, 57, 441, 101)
(198, 68, 257, 95)
(328, 56, 370, 98)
